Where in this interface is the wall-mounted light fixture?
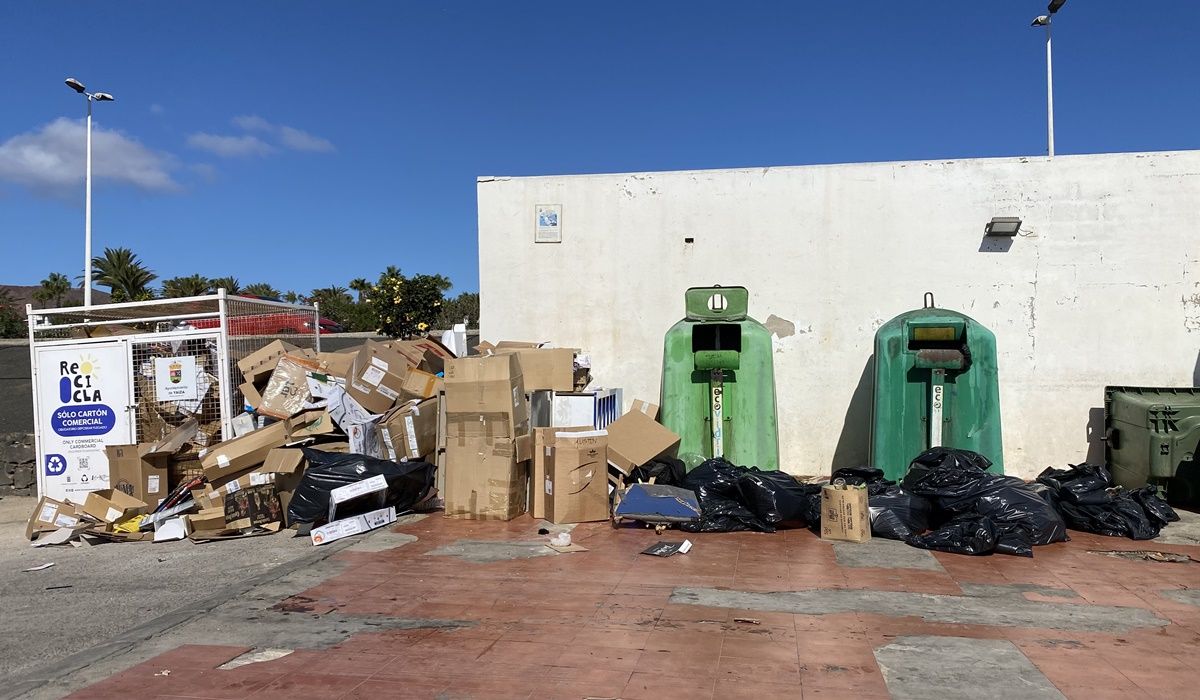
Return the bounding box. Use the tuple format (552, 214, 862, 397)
(985, 217, 1022, 236)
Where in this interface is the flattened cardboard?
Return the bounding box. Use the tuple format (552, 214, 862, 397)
(444, 434, 532, 521)
(26, 497, 83, 540)
(316, 349, 358, 379)
(200, 420, 288, 481)
(82, 489, 148, 523)
(604, 410, 680, 475)
(530, 425, 592, 520)
(821, 483, 871, 543)
(258, 355, 323, 419)
(378, 398, 438, 461)
(546, 431, 609, 524)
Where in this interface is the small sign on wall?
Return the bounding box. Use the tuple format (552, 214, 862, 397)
(534, 204, 562, 243)
(154, 356, 198, 401)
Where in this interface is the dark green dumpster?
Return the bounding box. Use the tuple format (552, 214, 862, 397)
(871, 293, 1004, 481)
(1105, 386, 1200, 505)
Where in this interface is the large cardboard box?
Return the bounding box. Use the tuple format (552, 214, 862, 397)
(82, 489, 148, 523)
(821, 483, 871, 543)
(238, 340, 301, 385)
(605, 410, 681, 475)
(530, 425, 593, 520)
(345, 340, 411, 414)
(444, 434, 532, 520)
(258, 355, 323, 419)
(200, 420, 289, 481)
(444, 353, 528, 436)
(378, 398, 438, 462)
(499, 348, 576, 392)
(316, 349, 358, 379)
(400, 367, 443, 402)
(546, 431, 610, 524)
(105, 444, 170, 507)
(26, 497, 83, 540)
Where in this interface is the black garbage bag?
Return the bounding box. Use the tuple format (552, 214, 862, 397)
(627, 456, 687, 488)
(907, 513, 999, 556)
(902, 448, 1067, 555)
(288, 448, 436, 525)
(739, 469, 823, 526)
(868, 484, 933, 540)
(831, 466, 887, 485)
(680, 458, 770, 533)
(1036, 464, 1172, 540)
(1131, 485, 1179, 527)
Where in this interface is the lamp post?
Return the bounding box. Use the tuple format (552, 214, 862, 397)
(65, 78, 114, 308)
(1031, 0, 1066, 158)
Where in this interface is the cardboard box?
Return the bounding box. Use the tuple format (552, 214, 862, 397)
(224, 482, 284, 528)
(499, 348, 576, 392)
(200, 420, 289, 481)
(316, 349, 358, 379)
(604, 410, 681, 475)
(105, 444, 170, 507)
(345, 340, 411, 414)
(630, 400, 659, 418)
(182, 507, 226, 535)
(444, 433, 532, 520)
(386, 338, 455, 375)
(401, 367, 443, 402)
(239, 381, 263, 411)
(444, 353, 528, 436)
(530, 425, 593, 520)
(286, 408, 338, 439)
(82, 489, 148, 524)
(327, 474, 388, 521)
(258, 355, 323, 419)
(237, 340, 301, 385)
(821, 483, 871, 543)
(546, 430, 610, 524)
(26, 497, 83, 540)
(378, 398, 438, 462)
(310, 506, 397, 545)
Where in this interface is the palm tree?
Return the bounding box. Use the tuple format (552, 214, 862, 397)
(91, 247, 157, 303)
(210, 276, 241, 295)
(309, 285, 351, 303)
(242, 282, 281, 299)
(282, 290, 300, 304)
(161, 274, 213, 298)
(349, 277, 370, 302)
(34, 272, 72, 308)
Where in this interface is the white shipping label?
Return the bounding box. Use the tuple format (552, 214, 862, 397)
(105, 506, 123, 522)
(361, 365, 386, 387)
(39, 504, 56, 523)
(370, 356, 389, 371)
(545, 446, 552, 457)
(216, 454, 230, 468)
(331, 474, 388, 503)
(147, 475, 161, 494)
(198, 448, 208, 459)
(377, 384, 399, 400)
(54, 514, 79, 528)
(250, 472, 274, 486)
(226, 480, 242, 494)
(545, 478, 553, 495)
(404, 416, 419, 457)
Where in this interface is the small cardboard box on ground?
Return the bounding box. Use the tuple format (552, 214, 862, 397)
(821, 482, 871, 543)
(378, 398, 438, 462)
(106, 444, 170, 507)
(311, 506, 396, 545)
(82, 489, 148, 524)
(604, 407, 681, 476)
(530, 425, 593, 519)
(546, 430, 610, 524)
(26, 497, 84, 540)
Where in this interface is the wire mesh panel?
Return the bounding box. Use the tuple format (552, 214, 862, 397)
(129, 333, 225, 445)
(222, 295, 320, 415)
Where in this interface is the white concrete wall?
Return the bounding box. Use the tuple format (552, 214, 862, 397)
(477, 151, 1200, 479)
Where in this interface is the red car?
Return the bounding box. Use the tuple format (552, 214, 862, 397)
(188, 296, 344, 335)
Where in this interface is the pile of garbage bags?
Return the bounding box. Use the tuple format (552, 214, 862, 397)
(287, 448, 436, 525)
(674, 447, 1179, 557)
(1036, 463, 1179, 540)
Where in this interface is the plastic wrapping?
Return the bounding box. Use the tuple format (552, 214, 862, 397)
(908, 514, 999, 556)
(829, 466, 932, 540)
(287, 448, 436, 525)
(1036, 464, 1176, 540)
(627, 456, 687, 488)
(679, 458, 820, 533)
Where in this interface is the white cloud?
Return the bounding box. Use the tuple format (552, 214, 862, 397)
(231, 114, 272, 132)
(186, 132, 275, 158)
(277, 125, 335, 153)
(0, 117, 179, 196)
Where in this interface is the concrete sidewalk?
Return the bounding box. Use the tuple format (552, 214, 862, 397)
(9, 507, 1200, 699)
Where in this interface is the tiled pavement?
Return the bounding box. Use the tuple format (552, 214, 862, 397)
(68, 514, 1200, 699)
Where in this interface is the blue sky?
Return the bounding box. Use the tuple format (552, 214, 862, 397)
(1, 1, 1197, 296)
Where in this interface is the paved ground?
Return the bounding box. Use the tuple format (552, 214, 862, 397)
(0, 495, 321, 682)
(8, 502, 1198, 699)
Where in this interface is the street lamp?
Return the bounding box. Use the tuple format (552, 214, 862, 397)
(64, 77, 115, 308)
(1031, 1, 1067, 158)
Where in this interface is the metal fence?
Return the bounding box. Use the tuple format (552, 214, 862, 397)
(27, 291, 320, 500)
